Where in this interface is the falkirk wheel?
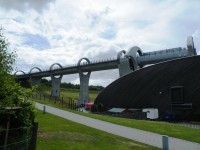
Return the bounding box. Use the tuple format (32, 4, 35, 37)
(95, 36, 199, 121)
(117, 36, 196, 77)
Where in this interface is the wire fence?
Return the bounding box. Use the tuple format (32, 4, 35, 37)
(32, 93, 80, 111)
(177, 122, 200, 130)
(0, 123, 38, 150)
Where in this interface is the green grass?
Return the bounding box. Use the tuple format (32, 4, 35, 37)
(35, 110, 158, 150)
(36, 87, 100, 101)
(33, 99, 200, 143)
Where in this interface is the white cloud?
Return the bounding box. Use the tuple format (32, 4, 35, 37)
(1, 0, 200, 86)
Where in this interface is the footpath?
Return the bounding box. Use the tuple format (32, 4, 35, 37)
(36, 102, 200, 150)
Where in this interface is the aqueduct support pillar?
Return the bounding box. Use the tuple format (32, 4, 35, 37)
(51, 76, 62, 97)
(29, 67, 42, 87)
(77, 58, 91, 105)
(50, 63, 63, 97)
(30, 77, 42, 87)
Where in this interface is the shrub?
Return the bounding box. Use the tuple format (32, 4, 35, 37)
(0, 27, 36, 127)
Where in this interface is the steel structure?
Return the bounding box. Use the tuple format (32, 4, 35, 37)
(15, 36, 197, 105)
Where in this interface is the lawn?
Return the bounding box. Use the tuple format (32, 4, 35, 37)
(33, 99, 200, 143)
(35, 110, 158, 150)
(35, 87, 100, 101)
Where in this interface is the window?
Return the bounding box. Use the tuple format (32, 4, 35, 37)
(170, 86, 184, 104)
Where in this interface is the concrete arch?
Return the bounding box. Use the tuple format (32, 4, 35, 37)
(29, 67, 42, 74)
(29, 67, 42, 86)
(77, 58, 90, 66)
(125, 46, 143, 59)
(49, 63, 63, 97)
(117, 50, 126, 60)
(125, 46, 143, 68)
(49, 63, 63, 79)
(77, 58, 91, 105)
(77, 58, 91, 75)
(50, 63, 63, 71)
(14, 70, 26, 75)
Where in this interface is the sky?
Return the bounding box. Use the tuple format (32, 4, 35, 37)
(0, 0, 200, 87)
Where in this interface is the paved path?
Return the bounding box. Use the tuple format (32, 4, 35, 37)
(36, 103, 200, 150)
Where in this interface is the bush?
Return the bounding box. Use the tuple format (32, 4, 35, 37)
(0, 26, 37, 149)
(0, 27, 36, 127)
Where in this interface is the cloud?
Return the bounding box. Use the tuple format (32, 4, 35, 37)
(1, 0, 200, 87)
(99, 24, 117, 40)
(85, 6, 111, 27)
(0, 0, 55, 12)
(22, 33, 50, 50)
(133, 20, 153, 29)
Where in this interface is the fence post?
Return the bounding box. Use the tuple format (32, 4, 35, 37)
(69, 97, 71, 109)
(69, 98, 71, 109)
(162, 135, 169, 150)
(68, 98, 69, 108)
(72, 100, 75, 110)
(71, 98, 73, 109)
(30, 122, 38, 150)
(4, 116, 10, 150)
(75, 103, 77, 111)
(62, 97, 63, 106)
(40, 94, 41, 100)
(74, 102, 76, 110)
(43, 106, 46, 114)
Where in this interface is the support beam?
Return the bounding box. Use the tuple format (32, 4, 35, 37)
(51, 77, 62, 97)
(77, 58, 91, 105)
(50, 63, 63, 97)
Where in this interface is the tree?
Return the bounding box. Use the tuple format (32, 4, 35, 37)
(0, 27, 36, 127)
(0, 27, 16, 74)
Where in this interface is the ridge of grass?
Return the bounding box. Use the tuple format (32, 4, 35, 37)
(33, 99, 200, 143)
(35, 110, 158, 150)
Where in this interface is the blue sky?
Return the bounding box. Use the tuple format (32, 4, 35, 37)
(0, 0, 200, 86)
